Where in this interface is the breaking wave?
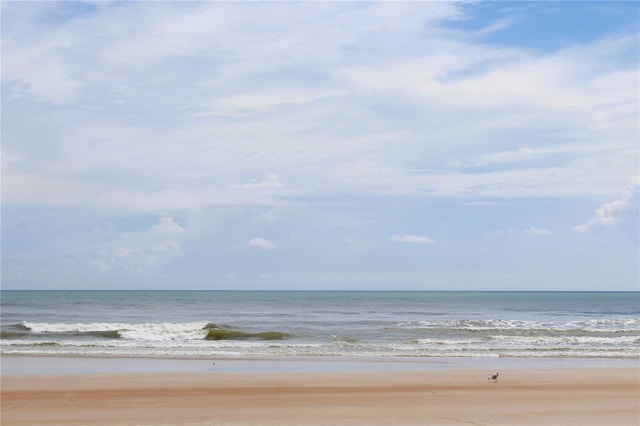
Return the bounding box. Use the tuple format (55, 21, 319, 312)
(1, 316, 637, 358)
(3, 321, 290, 342)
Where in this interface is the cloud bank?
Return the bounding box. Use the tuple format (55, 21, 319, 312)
(2, 1, 638, 290)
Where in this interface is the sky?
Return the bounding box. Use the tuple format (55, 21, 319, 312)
(1, 1, 638, 291)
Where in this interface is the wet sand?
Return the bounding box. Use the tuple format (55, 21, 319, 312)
(2, 367, 638, 425)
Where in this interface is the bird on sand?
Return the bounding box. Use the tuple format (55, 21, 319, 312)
(489, 372, 499, 382)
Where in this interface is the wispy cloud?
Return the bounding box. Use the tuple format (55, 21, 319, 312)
(459, 146, 572, 168)
(2, 2, 637, 290)
(391, 234, 436, 244)
(2, 2, 636, 210)
(487, 227, 552, 237)
(463, 201, 503, 206)
(249, 237, 275, 250)
(236, 174, 283, 190)
(195, 88, 344, 117)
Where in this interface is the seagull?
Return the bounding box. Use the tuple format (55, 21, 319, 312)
(489, 372, 499, 382)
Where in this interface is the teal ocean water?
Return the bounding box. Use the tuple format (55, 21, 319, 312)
(1, 291, 638, 359)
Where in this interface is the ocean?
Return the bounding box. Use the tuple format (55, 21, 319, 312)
(1, 291, 638, 359)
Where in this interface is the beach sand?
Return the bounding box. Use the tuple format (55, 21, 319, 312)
(2, 368, 638, 425)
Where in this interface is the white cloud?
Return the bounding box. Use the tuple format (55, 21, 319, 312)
(391, 234, 436, 244)
(254, 209, 279, 223)
(151, 241, 181, 254)
(2, 2, 636, 211)
(573, 180, 639, 233)
(149, 217, 186, 234)
(485, 228, 516, 237)
(196, 88, 344, 117)
(524, 227, 552, 236)
(1, 171, 93, 206)
(89, 258, 109, 273)
(464, 201, 503, 206)
(2, 37, 83, 104)
(486, 227, 552, 237)
(473, 17, 514, 37)
(462, 146, 567, 168)
(249, 237, 275, 250)
(91, 246, 162, 275)
(2, 2, 638, 291)
(236, 174, 283, 190)
(90, 217, 185, 274)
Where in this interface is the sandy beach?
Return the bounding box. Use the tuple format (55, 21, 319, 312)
(2, 367, 638, 426)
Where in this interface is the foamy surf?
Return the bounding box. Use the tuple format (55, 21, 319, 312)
(2, 291, 638, 359)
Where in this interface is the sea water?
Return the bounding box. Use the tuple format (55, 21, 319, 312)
(1, 291, 638, 359)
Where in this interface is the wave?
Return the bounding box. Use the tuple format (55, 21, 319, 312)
(2, 339, 638, 359)
(16, 342, 62, 347)
(1, 318, 637, 359)
(6, 322, 31, 331)
(14, 321, 290, 342)
(83, 330, 122, 339)
(204, 330, 290, 340)
(0, 322, 31, 338)
(202, 322, 290, 340)
(20, 321, 208, 341)
(0, 330, 30, 339)
(393, 318, 640, 333)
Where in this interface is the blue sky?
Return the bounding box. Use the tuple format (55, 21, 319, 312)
(2, 1, 638, 291)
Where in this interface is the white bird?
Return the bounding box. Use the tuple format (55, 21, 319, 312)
(489, 372, 499, 381)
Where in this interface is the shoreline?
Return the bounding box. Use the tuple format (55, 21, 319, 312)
(2, 353, 638, 375)
(2, 366, 638, 425)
